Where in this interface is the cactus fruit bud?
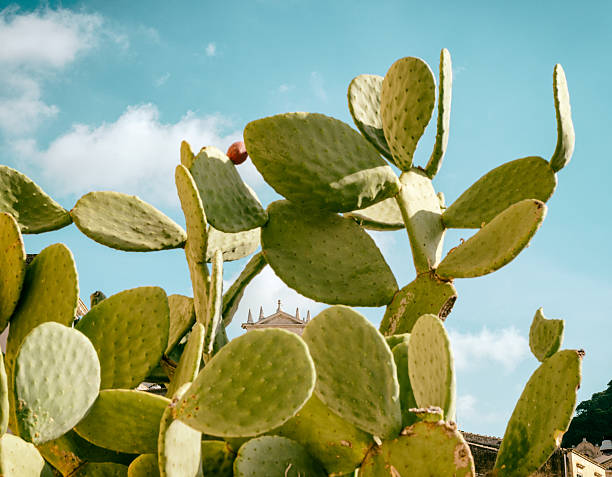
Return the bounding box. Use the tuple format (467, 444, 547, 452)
(226, 141, 248, 165)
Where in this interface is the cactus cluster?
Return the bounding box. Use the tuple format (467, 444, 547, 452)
(0, 49, 581, 476)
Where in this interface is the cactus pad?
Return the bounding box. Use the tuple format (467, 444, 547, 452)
(234, 436, 326, 477)
(380, 274, 457, 335)
(344, 196, 404, 231)
(14, 322, 100, 444)
(262, 201, 397, 306)
(0, 213, 25, 331)
(207, 226, 260, 262)
(0, 353, 7, 435)
(347, 74, 392, 159)
(302, 306, 402, 439)
(437, 199, 547, 279)
(408, 314, 455, 420)
(494, 350, 581, 476)
(75, 390, 170, 454)
(166, 323, 204, 398)
(128, 454, 159, 477)
(180, 140, 195, 169)
(244, 112, 400, 212)
(442, 156, 556, 228)
(76, 287, 169, 389)
(392, 341, 418, 427)
(360, 421, 475, 477)
(222, 252, 267, 327)
(0, 433, 49, 477)
(204, 249, 223, 356)
(381, 57, 436, 170)
(201, 441, 235, 477)
(72, 191, 187, 251)
(176, 328, 315, 437)
(72, 462, 128, 476)
(166, 294, 195, 354)
(385, 333, 410, 349)
(189, 146, 267, 232)
(550, 65, 575, 172)
(529, 308, 564, 362)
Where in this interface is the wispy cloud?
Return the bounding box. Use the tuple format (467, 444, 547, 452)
(155, 72, 170, 87)
(310, 71, 327, 101)
(205, 42, 217, 57)
(278, 83, 294, 93)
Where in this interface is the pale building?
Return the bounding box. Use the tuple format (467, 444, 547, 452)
(241, 300, 310, 335)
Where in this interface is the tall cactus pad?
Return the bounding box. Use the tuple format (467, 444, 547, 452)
(347, 74, 392, 159)
(392, 341, 419, 427)
(234, 436, 326, 477)
(0, 213, 25, 331)
(360, 421, 475, 477)
(396, 170, 446, 272)
(75, 390, 170, 454)
(344, 196, 404, 231)
(204, 250, 223, 356)
(550, 65, 575, 172)
(166, 294, 195, 354)
(72, 462, 128, 476)
(529, 308, 564, 362)
(380, 274, 457, 335)
(244, 112, 400, 212)
(436, 199, 547, 279)
(0, 353, 8, 435)
(303, 306, 402, 439)
(494, 350, 581, 476)
(274, 395, 373, 475)
(442, 157, 556, 228)
(222, 252, 267, 327)
(72, 191, 187, 251)
(425, 48, 453, 178)
(189, 146, 267, 232)
(207, 227, 259, 262)
(408, 314, 455, 420)
(76, 287, 169, 390)
(201, 441, 235, 477)
(128, 454, 159, 477)
(0, 166, 72, 234)
(381, 57, 436, 170)
(180, 140, 195, 169)
(262, 201, 397, 306)
(0, 434, 50, 477)
(14, 323, 100, 444)
(166, 323, 204, 398)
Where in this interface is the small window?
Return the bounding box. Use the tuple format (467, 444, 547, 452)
(576, 473, 582, 477)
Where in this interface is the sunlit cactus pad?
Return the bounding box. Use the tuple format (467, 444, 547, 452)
(550, 64, 575, 172)
(529, 308, 564, 362)
(344, 196, 404, 231)
(207, 226, 260, 262)
(166, 294, 195, 354)
(165, 323, 203, 398)
(0, 213, 25, 330)
(0, 433, 51, 477)
(128, 454, 159, 477)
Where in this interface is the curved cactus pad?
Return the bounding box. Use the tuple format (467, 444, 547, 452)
(0, 353, 8, 435)
(360, 421, 475, 477)
(380, 274, 457, 335)
(385, 333, 410, 349)
(166, 294, 195, 354)
(180, 140, 195, 169)
(201, 441, 235, 477)
(76, 287, 169, 390)
(128, 454, 159, 477)
(392, 341, 418, 427)
(442, 156, 556, 229)
(204, 249, 223, 355)
(494, 350, 581, 476)
(0, 213, 25, 331)
(234, 436, 326, 477)
(529, 308, 564, 362)
(347, 74, 392, 159)
(71, 191, 186, 251)
(550, 64, 575, 172)
(303, 306, 401, 439)
(166, 323, 204, 398)
(189, 146, 267, 232)
(0, 166, 72, 234)
(72, 462, 128, 476)
(75, 390, 170, 454)
(262, 201, 397, 306)
(222, 252, 267, 327)
(207, 227, 259, 262)
(14, 323, 100, 444)
(381, 57, 436, 171)
(344, 196, 404, 231)
(244, 112, 400, 212)
(408, 314, 455, 421)
(436, 199, 547, 279)
(0, 434, 50, 477)
(176, 328, 315, 437)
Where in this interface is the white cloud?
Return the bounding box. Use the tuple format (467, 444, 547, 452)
(205, 42, 216, 57)
(310, 71, 327, 101)
(457, 394, 477, 419)
(278, 84, 294, 93)
(155, 72, 170, 87)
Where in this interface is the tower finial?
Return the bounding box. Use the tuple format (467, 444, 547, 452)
(259, 306, 264, 321)
(306, 310, 311, 322)
(247, 309, 253, 323)
(277, 299, 281, 312)
(295, 308, 300, 320)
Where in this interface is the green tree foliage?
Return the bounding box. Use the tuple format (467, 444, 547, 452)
(563, 380, 612, 447)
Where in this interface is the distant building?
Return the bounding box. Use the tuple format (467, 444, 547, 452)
(242, 300, 310, 335)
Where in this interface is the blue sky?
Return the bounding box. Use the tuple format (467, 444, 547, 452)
(1, 0, 610, 438)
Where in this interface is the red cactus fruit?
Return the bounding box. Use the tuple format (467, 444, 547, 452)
(227, 141, 248, 165)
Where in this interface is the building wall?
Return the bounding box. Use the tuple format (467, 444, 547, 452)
(568, 452, 607, 477)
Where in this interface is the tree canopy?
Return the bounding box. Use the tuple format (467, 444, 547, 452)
(563, 380, 612, 447)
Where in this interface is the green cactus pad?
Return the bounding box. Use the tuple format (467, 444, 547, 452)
(379, 274, 457, 335)
(14, 322, 100, 444)
(128, 454, 159, 477)
(166, 294, 195, 354)
(166, 323, 204, 398)
(72, 462, 128, 476)
(381, 57, 436, 171)
(0, 166, 72, 234)
(529, 308, 564, 362)
(442, 156, 557, 229)
(76, 287, 169, 390)
(201, 441, 235, 477)
(274, 394, 372, 475)
(344, 196, 404, 231)
(396, 169, 446, 272)
(494, 350, 581, 476)
(71, 191, 186, 251)
(75, 390, 170, 454)
(180, 140, 195, 169)
(408, 314, 455, 421)
(244, 112, 400, 212)
(392, 341, 418, 427)
(176, 328, 315, 437)
(222, 252, 267, 327)
(302, 306, 402, 439)
(437, 199, 547, 279)
(189, 146, 267, 233)
(204, 250, 223, 356)
(425, 48, 452, 179)
(207, 227, 260, 262)
(550, 64, 575, 172)
(0, 433, 50, 477)
(347, 74, 392, 159)
(262, 201, 397, 306)
(385, 333, 410, 349)
(0, 213, 26, 331)
(234, 436, 326, 477)
(0, 353, 8, 436)
(360, 421, 474, 477)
